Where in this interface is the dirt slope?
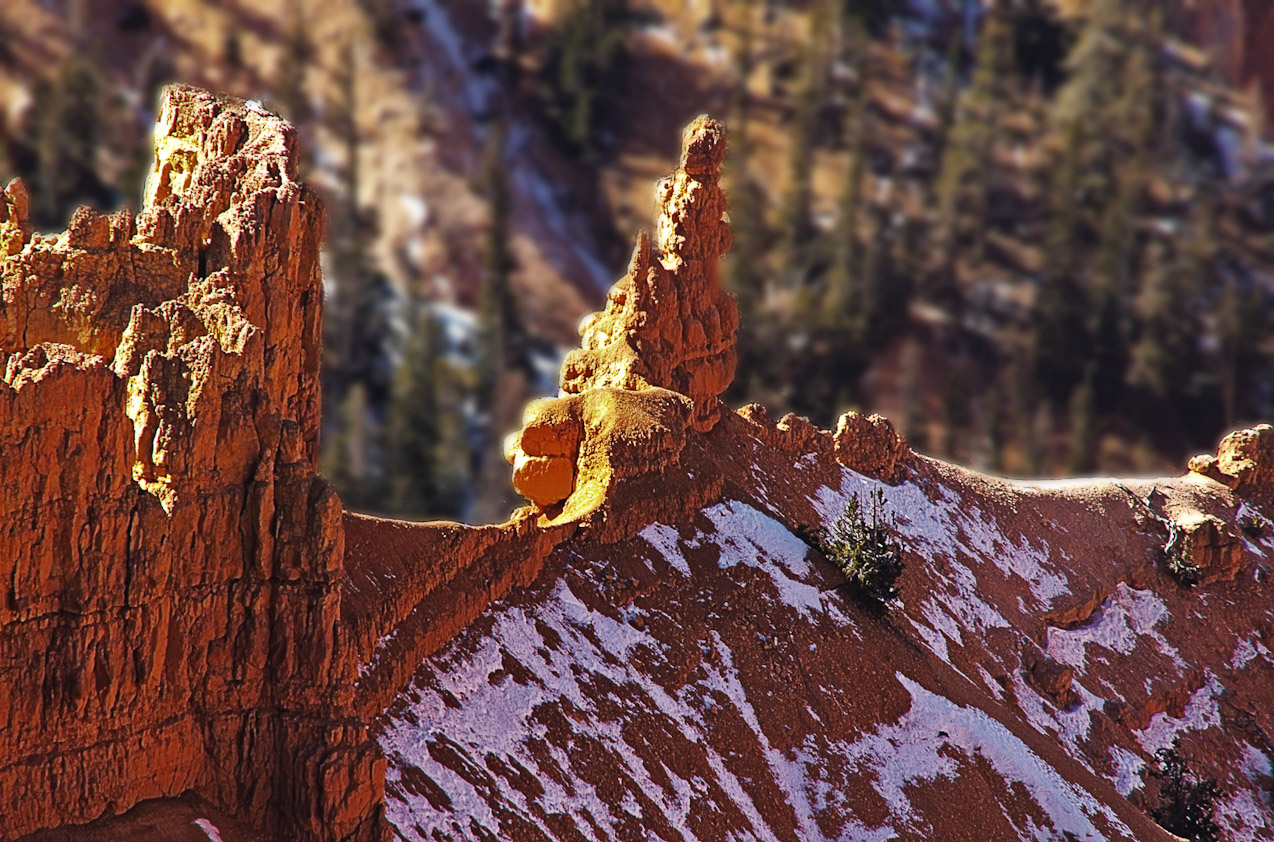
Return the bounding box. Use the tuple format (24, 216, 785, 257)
(349, 116, 1274, 841)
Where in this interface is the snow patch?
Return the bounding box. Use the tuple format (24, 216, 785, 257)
(639, 522, 692, 577)
(1045, 585, 1175, 673)
(843, 673, 1132, 840)
(1136, 675, 1224, 754)
(1109, 747, 1145, 796)
(700, 500, 827, 620)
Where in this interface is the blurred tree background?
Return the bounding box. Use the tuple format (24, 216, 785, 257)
(0, 0, 1271, 521)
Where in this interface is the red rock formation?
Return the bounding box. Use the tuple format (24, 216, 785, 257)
(9, 95, 1274, 842)
(0, 86, 381, 842)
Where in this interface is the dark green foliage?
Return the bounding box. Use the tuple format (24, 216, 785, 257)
(477, 119, 528, 405)
(820, 488, 905, 607)
(29, 54, 111, 227)
(274, 6, 312, 124)
(535, 0, 630, 161)
(382, 307, 470, 518)
(1149, 738, 1223, 842)
(1163, 524, 1201, 587)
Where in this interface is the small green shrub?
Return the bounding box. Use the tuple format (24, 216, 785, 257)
(1164, 526, 1202, 586)
(820, 488, 904, 607)
(1149, 738, 1223, 842)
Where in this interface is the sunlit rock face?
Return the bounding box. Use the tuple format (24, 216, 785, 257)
(0, 85, 382, 842)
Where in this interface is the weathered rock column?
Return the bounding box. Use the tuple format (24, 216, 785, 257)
(0, 86, 383, 842)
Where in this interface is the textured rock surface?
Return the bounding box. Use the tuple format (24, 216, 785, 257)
(504, 116, 736, 512)
(0, 86, 381, 842)
(1189, 423, 1274, 501)
(11, 98, 1274, 842)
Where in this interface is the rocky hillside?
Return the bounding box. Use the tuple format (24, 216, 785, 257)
(4, 91, 1273, 842)
(362, 116, 1274, 842)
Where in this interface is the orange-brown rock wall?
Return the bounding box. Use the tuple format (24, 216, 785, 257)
(0, 87, 381, 842)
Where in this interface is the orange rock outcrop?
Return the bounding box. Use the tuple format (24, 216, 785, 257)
(0, 86, 382, 842)
(503, 116, 739, 512)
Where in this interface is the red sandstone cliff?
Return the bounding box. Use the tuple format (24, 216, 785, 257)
(0, 86, 381, 842)
(5, 92, 1274, 842)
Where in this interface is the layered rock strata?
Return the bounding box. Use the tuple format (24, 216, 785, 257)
(0, 87, 381, 842)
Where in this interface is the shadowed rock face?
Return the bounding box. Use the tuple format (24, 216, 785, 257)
(0, 86, 382, 842)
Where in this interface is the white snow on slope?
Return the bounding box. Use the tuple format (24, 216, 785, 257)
(1136, 674, 1224, 755)
(381, 575, 799, 842)
(1045, 584, 1180, 673)
(809, 469, 1023, 667)
(840, 673, 1132, 841)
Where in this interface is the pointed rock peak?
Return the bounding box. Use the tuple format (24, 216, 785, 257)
(559, 114, 738, 432)
(506, 116, 738, 514)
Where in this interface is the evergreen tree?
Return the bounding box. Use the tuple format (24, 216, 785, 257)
(933, 5, 1011, 271)
(384, 306, 469, 518)
(476, 118, 527, 407)
(275, 3, 312, 125)
(1149, 738, 1223, 842)
(536, 0, 630, 161)
(1035, 118, 1090, 407)
(1128, 238, 1200, 404)
(323, 381, 372, 509)
(823, 23, 870, 333)
(1093, 9, 1161, 296)
(723, 0, 770, 401)
(1066, 370, 1098, 474)
(324, 38, 373, 383)
(1218, 277, 1267, 428)
(29, 53, 108, 227)
(775, 30, 822, 291)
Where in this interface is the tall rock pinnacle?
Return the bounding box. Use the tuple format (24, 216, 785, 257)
(559, 115, 738, 432)
(504, 116, 739, 512)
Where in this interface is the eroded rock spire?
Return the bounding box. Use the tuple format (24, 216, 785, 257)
(560, 115, 738, 431)
(504, 116, 739, 512)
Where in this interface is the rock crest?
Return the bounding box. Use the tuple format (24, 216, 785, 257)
(1188, 423, 1274, 499)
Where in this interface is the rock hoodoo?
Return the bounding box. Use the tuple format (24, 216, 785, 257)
(504, 116, 738, 512)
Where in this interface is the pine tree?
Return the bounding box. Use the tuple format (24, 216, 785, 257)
(1149, 738, 1223, 842)
(537, 0, 630, 161)
(1218, 277, 1267, 428)
(722, 0, 770, 401)
(1093, 9, 1161, 296)
(823, 21, 870, 333)
(383, 306, 470, 518)
(1128, 238, 1199, 404)
(775, 46, 819, 290)
(324, 38, 371, 382)
(933, 5, 1012, 271)
(1066, 370, 1098, 474)
(476, 118, 526, 407)
(30, 52, 106, 227)
(275, 3, 312, 125)
(323, 382, 372, 509)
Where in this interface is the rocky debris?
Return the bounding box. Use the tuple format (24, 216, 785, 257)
(1172, 510, 1245, 585)
(736, 403, 911, 482)
(0, 86, 381, 842)
(834, 410, 910, 481)
(1188, 424, 1274, 498)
